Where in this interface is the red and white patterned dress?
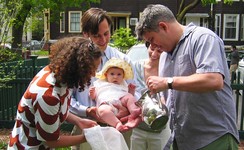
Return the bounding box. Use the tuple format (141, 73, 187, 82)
(8, 66, 72, 150)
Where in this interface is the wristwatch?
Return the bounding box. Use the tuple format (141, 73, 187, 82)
(167, 77, 174, 89)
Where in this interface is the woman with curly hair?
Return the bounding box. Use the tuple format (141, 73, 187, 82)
(8, 36, 102, 149)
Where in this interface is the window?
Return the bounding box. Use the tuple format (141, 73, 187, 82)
(241, 14, 244, 41)
(118, 17, 126, 28)
(130, 18, 138, 26)
(223, 14, 239, 40)
(60, 12, 65, 33)
(200, 17, 208, 28)
(215, 14, 221, 36)
(69, 11, 82, 33)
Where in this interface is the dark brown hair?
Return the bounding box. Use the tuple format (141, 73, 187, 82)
(49, 36, 102, 90)
(81, 8, 112, 35)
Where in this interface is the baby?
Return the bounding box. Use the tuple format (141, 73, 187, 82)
(89, 57, 141, 132)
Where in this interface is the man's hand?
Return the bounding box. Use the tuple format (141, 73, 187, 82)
(146, 76, 165, 94)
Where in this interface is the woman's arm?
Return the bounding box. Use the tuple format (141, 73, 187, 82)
(45, 112, 97, 148)
(45, 134, 85, 148)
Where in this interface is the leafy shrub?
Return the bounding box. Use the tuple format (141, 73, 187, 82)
(0, 49, 23, 88)
(0, 49, 22, 63)
(110, 28, 138, 53)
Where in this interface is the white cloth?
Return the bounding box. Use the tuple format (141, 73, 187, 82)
(84, 126, 129, 150)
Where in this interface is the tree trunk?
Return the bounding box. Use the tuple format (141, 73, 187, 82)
(12, 3, 32, 51)
(176, 0, 201, 23)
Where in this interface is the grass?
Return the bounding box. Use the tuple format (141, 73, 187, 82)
(0, 142, 71, 150)
(31, 49, 49, 56)
(0, 141, 7, 149)
(0, 128, 71, 149)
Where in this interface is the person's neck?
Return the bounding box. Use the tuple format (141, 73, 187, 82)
(169, 23, 185, 54)
(145, 59, 159, 73)
(147, 59, 159, 67)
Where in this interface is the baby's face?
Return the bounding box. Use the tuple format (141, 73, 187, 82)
(105, 67, 124, 84)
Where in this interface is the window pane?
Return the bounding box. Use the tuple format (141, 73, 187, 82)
(215, 15, 221, 36)
(225, 28, 236, 39)
(224, 14, 238, 40)
(60, 12, 65, 32)
(241, 15, 244, 40)
(70, 12, 80, 32)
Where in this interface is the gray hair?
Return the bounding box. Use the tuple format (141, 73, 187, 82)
(135, 4, 176, 40)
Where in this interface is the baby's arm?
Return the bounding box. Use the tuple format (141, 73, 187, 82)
(128, 83, 136, 96)
(89, 86, 96, 100)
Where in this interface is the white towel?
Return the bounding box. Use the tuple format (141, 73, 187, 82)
(83, 126, 129, 150)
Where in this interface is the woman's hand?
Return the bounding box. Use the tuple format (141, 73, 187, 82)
(76, 118, 98, 130)
(66, 112, 97, 129)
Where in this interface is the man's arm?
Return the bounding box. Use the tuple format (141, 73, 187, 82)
(69, 88, 94, 117)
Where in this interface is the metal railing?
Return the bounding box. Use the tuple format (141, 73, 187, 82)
(0, 60, 244, 136)
(0, 56, 49, 127)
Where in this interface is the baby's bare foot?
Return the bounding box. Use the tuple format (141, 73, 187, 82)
(124, 115, 142, 128)
(115, 122, 128, 132)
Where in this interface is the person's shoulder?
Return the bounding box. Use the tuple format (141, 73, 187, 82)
(133, 59, 146, 69)
(134, 59, 146, 65)
(192, 25, 217, 37)
(106, 45, 125, 55)
(189, 25, 222, 43)
(107, 45, 121, 52)
(106, 45, 132, 62)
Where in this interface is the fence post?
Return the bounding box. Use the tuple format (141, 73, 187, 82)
(30, 55, 38, 76)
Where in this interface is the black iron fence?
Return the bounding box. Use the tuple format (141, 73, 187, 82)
(0, 56, 49, 128)
(0, 57, 244, 137)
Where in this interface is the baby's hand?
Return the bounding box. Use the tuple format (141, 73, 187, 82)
(89, 86, 96, 100)
(128, 83, 136, 95)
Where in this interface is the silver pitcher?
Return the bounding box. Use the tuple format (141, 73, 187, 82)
(136, 90, 169, 130)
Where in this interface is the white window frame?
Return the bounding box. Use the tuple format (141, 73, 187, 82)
(241, 14, 244, 41)
(200, 17, 208, 28)
(130, 18, 138, 26)
(68, 11, 82, 33)
(60, 12, 65, 33)
(223, 14, 239, 41)
(215, 14, 221, 36)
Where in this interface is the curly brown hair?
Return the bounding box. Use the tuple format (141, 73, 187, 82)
(49, 36, 102, 91)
